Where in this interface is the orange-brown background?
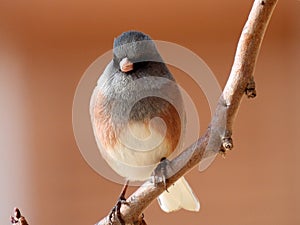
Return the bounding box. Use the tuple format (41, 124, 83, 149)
(0, 1, 299, 225)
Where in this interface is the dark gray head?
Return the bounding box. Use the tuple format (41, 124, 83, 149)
(113, 31, 162, 73)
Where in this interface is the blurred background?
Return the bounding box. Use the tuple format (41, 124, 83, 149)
(0, 0, 299, 225)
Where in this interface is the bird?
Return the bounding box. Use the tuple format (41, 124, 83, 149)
(90, 31, 200, 219)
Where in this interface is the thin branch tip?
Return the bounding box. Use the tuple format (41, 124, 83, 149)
(10, 208, 29, 225)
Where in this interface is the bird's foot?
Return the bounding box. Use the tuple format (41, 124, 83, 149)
(109, 181, 130, 225)
(152, 157, 172, 191)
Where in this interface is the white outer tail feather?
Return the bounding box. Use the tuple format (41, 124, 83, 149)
(157, 176, 200, 212)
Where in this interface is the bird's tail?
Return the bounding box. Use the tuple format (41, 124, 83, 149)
(157, 176, 200, 212)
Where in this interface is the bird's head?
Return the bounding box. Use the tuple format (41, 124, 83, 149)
(113, 31, 161, 73)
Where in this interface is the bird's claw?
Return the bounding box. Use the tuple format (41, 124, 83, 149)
(152, 157, 171, 191)
(109, 199, 129, 225)
(108, 181, 129, 225)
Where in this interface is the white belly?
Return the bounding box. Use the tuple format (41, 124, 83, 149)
(99, 121, 172, 181)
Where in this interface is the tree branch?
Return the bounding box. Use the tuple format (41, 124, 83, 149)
(96, 0, 278, 224)
(11, 208, 29, 225)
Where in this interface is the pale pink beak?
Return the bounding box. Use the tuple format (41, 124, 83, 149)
(119, 57, 133, 72)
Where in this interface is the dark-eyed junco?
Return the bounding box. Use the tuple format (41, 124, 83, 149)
(90, 31, 199, 213)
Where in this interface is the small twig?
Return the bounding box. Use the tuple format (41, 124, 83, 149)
(10, 208, 29, 225)
(245, 76, 257, 98)
(96, 0, 278, 224)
